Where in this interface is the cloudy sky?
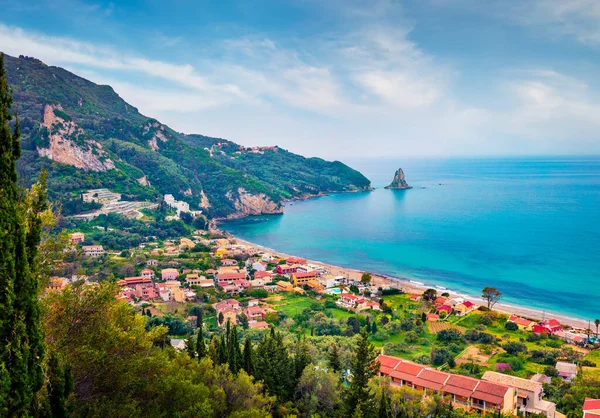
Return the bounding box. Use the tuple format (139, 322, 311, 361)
(1, 0, 599, 158)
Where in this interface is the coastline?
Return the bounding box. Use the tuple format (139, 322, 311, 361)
(216, 227, 590, 330)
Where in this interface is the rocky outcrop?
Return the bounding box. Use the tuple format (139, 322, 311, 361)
(144, 121, 169, 151)
(226, 188, 283, 218)
(137, 176, 150, 186)
(199, 190, 211, 209)
(37, 105, 115, 172)
(385, 168, 412, 189)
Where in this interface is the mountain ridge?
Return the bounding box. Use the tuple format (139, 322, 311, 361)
(4, 53, 371, 218)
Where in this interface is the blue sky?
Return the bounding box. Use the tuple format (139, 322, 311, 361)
(1, 0, 600, 158)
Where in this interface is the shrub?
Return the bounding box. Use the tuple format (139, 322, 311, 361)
(544, 366, 559, 377)
(504, 322, 519, 331)
(437, 328, 464, 343)
(502, 342, 528, 355)
(545, 339, 562, 348)
(405, 331, 419, 344)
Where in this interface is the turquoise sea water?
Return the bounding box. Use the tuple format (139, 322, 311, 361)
(221, 157, 600, 321)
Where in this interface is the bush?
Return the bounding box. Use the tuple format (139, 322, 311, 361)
(544, 366, 559, 377)
(504, 322, 519, 331)
(437, 328, 464, 343)
(502, 342, 528, 355)
(405, 331, 419, 344)
(245, 288, 269, 299)
(545, 339, 562, 348)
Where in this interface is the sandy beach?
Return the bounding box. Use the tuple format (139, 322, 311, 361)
(224, 232, 590, 330)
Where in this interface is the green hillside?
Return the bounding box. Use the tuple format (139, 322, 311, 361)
(4, 53, 371, 218)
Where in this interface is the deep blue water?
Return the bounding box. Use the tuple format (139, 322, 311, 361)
(221, 157, 600, 321)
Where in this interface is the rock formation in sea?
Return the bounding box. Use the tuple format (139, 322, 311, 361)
(385, 168, 412, 189)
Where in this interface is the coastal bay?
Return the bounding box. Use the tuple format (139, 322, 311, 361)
(220, 157, 600, 323)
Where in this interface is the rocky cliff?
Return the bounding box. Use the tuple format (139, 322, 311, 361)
(37, 105, 115, 171)
(385, 168, 412, 189)
(225, 188, 284, 219)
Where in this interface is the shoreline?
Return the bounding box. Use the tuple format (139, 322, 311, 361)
(216, 227, 591, 330)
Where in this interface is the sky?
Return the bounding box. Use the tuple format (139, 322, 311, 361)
(1, 0, 600, 159)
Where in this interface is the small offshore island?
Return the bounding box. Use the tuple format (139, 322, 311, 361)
(385, 168, 412, 189)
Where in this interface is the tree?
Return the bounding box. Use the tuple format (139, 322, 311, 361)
(46, 352, 73, 418)
(295, 367, 341, 417)
(294, 335, 311, 383)
(218, 311, 224, 325)
(185, 335, 196, 358)
(378, 388, 390, 418)
(196, 327, 207, 360)
(482, 287, 502, 310)
(595, 319, 599, 338)
(242, 338, 254, 376)
(238, 312, 249, 329)
(423, 288, 437, 302)
(0, 53, 46, 415)
(345, 329, 380, 415)
(327, 343, 342, 373)
(361, 273, 372, 284)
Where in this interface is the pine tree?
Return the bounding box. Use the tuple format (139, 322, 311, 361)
(344, 329, 380, 416)
(0, 52, 46, 415)
(242, 337, 254, 376)
(327, 343, 342, 373)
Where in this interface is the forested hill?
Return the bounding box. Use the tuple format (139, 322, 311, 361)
(4, 53, 371, 218)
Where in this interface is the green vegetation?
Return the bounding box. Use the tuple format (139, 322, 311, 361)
(5, 54, 371, 218)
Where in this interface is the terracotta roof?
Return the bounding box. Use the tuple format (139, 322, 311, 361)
(585, 399, 600, 411)
(481, 371, 540, 392)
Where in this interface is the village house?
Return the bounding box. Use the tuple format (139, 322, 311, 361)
(135, 284, 158, 301)
(47, 277, 68, 293)
(433, 297, 448, 306)
(248, 321, 270, 329)
(254, 270, 272, 280)
(244, 305, 266, 321)
(583, 399, 600, 418)
(185, 273, 204, 286)
(214, 299, 241, 325)
(286, 256, 306, 264)
(454, 301, 475, 316)
(481, 372, 556, 417)
(360, 300, 382, 311)
(221, 258, 238, 267)
(217, 271, 247, 283)
(409, 294, 422, 302)
(276, 264, 297, 275)
(82, 245, 105, 258)
(553, 330, 587, 345)
(555, 362, 578, 381)
(146, 259, 158, 266)
(197, 279, 215, 288)
(277, 281, 294, 292)
(248, 299, 259, 307)
(170, 339, 186, 351)
(337, 293, 366, 310)
(69, 232, 85, 244)
(117, 276, 153, 287)
(378, 355, 517, 414)
(252, 261, 267, 271)
(426, 313, 440, 322)
(507, 315, 536, 331)
(141, 268, 155, 279)
(436, 304, 453, 316)
(291, 271, 318, 287)
(161, 268, 179, 281)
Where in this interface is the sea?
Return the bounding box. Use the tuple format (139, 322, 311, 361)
(220, 157, 600, 321)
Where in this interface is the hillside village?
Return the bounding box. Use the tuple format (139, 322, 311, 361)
(48, 227, 600, 418)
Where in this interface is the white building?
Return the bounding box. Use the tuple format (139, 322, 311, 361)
(82, 245, 105, 258)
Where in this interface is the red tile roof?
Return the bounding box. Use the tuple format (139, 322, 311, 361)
(584, 399, 600, 411)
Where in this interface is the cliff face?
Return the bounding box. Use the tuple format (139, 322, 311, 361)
(385, 168, 412, 189)
(226, 188, 284, 218)
(37, 105, 115, 172)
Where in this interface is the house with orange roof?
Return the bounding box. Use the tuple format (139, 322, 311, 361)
(291, 271, 318, 286)
(454, 301, 476, 316)
(141, 268, 155, 279)
(507, 315, 536, 331)
(276, 281, 293, 292)
(377, 355, 517, 414)
(161, 268, 179, 281)
(426, 313, 440, 322)
(249, 321, 270, 329)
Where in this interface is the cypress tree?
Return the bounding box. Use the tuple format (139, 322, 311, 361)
(196, 309, 203, 330)
(217, 334, 228, 365)
(196, 323, 206, 360)
(209, 336, 219, 364)
(185, 335, 196, 359)
(227, 325, 241, 374)
(344, 329, 380, 416)
(242, 338, 254, 376)
(378, 388, 390, 418)
(47, 352, 72, 418)
(0, 52, 46, 415)
(366, 316, 371, 333)
(327, 343, 342, 373)
(371, 322, 377, 334)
